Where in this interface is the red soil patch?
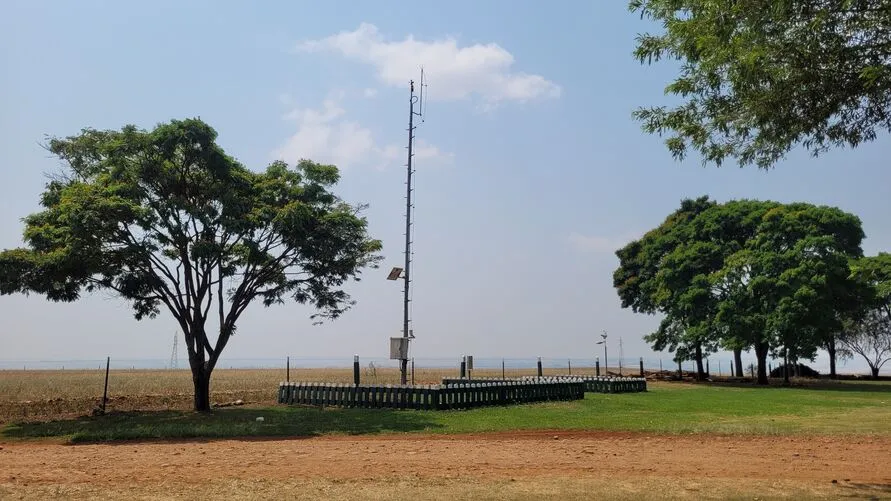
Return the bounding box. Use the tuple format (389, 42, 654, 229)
(2, 430, 888, 487)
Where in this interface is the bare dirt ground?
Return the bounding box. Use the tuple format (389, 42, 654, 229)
(2, 430, 890, 500)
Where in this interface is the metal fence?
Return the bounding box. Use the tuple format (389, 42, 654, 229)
(441, 375, 648, 393)
(278, 378, 586, 410)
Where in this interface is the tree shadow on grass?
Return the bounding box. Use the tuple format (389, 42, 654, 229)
(1, 405, 444, 444)
(698, 379, 891, 393)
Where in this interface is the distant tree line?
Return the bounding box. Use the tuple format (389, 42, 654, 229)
(613, 197, 891, 384)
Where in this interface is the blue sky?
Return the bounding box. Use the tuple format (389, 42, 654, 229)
(1, 1, 889, 372)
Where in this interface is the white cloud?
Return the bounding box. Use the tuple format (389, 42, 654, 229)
(363, 88, 378, 98)
(568, 232, 641, 254)
(296, 23, 561, 106)
(274, 95, 451, 170)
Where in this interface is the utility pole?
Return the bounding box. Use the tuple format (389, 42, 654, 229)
(597, 331, 608, 376)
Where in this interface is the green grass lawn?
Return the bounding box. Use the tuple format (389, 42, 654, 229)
(3, 381, 890, 443)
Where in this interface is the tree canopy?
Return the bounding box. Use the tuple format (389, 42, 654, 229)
(0, 118, 382, 410)
(630, 0, 891, 168)
(613, 197, 864, 383)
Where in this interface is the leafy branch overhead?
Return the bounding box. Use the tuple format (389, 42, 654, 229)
(0, 118, 382, 411)
(630, 1, 891, 168)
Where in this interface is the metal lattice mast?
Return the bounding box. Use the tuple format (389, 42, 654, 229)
(170, 332, 178, 369)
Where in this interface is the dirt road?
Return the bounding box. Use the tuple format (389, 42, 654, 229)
(2, 431, 888, 486)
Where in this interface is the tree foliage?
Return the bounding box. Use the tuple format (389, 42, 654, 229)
(630, 0, 891, 168)
(0, 119, 382, 410)
(613, 196, 864, 384)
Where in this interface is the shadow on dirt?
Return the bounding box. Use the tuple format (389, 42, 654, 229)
(1, 405, 444, 444)
(837, 481, 891, 499)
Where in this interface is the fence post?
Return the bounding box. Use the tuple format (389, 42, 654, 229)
(639, 357, 644, 377)
(286, 356, 290, 383)
(460, 355, 466, 379)
(537, 356, 543, 378)
(568, 359, 572, 376)
(353, 355, 360, 386)
(595, 356, 600, 377)
(101, 356, 110, 415)
(502, 358, 505, 380)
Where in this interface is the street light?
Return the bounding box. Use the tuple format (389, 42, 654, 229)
(596, 331, 608, 376)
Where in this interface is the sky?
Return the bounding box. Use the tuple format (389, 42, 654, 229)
(1, 1, 889, 372)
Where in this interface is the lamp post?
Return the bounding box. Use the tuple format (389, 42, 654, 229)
(596, 331, 608, 376)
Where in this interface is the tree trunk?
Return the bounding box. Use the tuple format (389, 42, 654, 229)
(872, 366, 880, 379)
(733, 348, 744, 377)
(192, 366, 212, 412)
(694, 344, 705, 381)
(783, 350, 790, 385)
(826, 338, 837, 379)
(754, 341, 769, 385)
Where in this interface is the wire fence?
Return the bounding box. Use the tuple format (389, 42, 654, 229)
(0, 354, 864, 378)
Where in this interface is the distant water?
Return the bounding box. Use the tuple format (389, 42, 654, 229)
(0, 355, 874, 375)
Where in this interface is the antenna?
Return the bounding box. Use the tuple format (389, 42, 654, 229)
(393, 69, 427, 385)
(419, 66, 428, 123)
(170, 332, 178, 370)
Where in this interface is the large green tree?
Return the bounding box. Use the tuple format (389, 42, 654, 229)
(630, 0, 891, 168)
(747, 203, 865, 382)
(0, 119, 382, 411)
(615, 196, 721, 380)
(615, 197, 864, 384)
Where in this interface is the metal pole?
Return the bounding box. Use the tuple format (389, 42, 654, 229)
(460, 355, 466, 379)
(400, 80, 417, 386)
(639, 357, 644, 377)
(286, 356, 290, 383)
(568, 359, 572, 376)
(537, 356, 543, 378)
(411, 357, 415, 385)
(604, 343, 608, 376)
(502, 358, 505, 380)
(101, 356, 110, 415)
(353, 355, 360, 386)
(596, 356, 600, 376)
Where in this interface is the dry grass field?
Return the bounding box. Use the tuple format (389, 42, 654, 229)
(0, 366, 588, 423)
